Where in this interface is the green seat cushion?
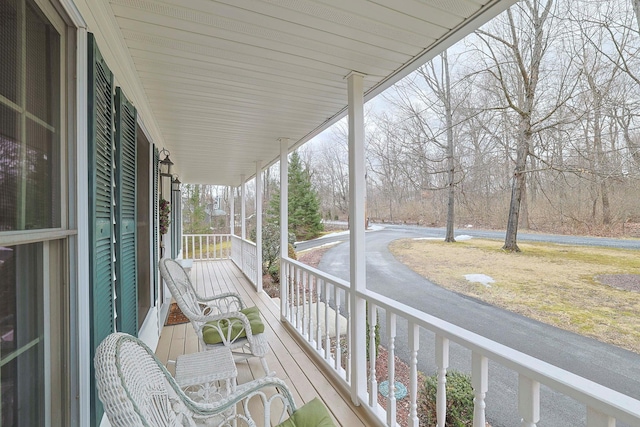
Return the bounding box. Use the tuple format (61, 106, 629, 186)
(202, 306, 265, 345)
(276, 398, 335, 427)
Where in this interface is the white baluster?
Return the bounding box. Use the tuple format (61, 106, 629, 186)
(292, 267, 297, 327)
(335, 287, 341, 370)
(436, 335, 450, 427)
(288, 264, 295, 323)
(307, 274, 312, 340)
(324, 280, 330, 360)
(387, 313, 397, 426)
(368, 303, 378, 407)
(316, 278, 322, 351)
(295, 268, 301, 329)
(409, 322, 420, 427)
(345, 289, 351, 381)
(302, 271, 307, 337)
(472, 353, 488, 427)
(310, 276, 316, 341)
(307, 275, 312, 343)
(586, 407, 615, 427)
(518, 375, 539, 427)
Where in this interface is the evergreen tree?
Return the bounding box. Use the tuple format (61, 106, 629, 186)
(267, 151, 324, 241)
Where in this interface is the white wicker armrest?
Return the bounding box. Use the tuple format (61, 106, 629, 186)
(199, 292, 245, 315)
(197, 291, 244, 306)
(194, 376, 296, 414)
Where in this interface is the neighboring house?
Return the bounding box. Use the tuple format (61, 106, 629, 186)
(2, 1, 638, 426)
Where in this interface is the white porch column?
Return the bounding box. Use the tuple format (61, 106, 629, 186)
(256, 160, 263, 292)
(229, 186, 235, 236)
(279, 138, 289, 320)
(241, 175, 246, 272)
(347, 71, 367, 405)
(241, 175, 246, 240)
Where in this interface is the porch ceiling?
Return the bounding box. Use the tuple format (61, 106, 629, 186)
(107, 0, 515, 185)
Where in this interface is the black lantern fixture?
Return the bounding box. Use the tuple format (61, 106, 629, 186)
(171, 175, 181, 192)
(159, 148, 173, 177)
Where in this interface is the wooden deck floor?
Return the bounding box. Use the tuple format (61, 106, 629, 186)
(155, 259, 372, 427)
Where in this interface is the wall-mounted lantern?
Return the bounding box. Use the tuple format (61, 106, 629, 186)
(171, 175, 181, 192)
(159, 148, 173, 177)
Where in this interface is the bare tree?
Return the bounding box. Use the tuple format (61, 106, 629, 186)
(383, 50, 467, 239)
(474, 0, 566, 251)
(418, 51, 458, 241)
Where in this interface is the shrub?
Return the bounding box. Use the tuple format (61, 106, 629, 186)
(267, 263, 280, 283)
(288, 243, 297, 260)
(250, 222, 296, 277)
(418, 371, 474, 427)
(268, 243, 297, 283)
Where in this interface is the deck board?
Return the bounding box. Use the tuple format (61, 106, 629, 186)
(157, 259, 370, 427)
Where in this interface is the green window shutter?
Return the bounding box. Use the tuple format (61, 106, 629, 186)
(87, 33, 114, 427)
(153, 147, 159, 300)
(115, 87, 138, 336)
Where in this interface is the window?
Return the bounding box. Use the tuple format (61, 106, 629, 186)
(0, 0, 68, 424)
(0, 0, 61, 231)
(0, 244, 45, 426)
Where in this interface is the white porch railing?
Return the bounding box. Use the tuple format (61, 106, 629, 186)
(182, 234, 257, 287)
(281, 257, 640, 427)
(182, 234, 232, 260)
(230, 235, 258, 288)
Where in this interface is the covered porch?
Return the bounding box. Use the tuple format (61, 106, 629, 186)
(71, 0, 640, 425)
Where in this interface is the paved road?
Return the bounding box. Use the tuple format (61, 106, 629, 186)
(297, 223, 640, 251)
(306, 224, 640, 426)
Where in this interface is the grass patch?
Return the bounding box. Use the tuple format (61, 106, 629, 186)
(389, 238, 640, 353)
(184, 240, 231, 259)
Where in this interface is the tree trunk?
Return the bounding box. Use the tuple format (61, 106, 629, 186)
(443, 51, 456, 243)
(520, 179, 530, 230)
(588, 73, 611, 225)
(503, 150, 527, 252)
(503, 117, 530, 252)
(601, 181, 611, 224)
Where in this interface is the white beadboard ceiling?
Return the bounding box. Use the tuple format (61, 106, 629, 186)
(107, 0, 515, 185)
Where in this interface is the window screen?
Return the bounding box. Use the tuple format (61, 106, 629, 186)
(0, 0, 60, 231)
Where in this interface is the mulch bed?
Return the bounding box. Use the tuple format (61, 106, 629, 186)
(165, 302, 190, 326)
(375, 345, 423, 427)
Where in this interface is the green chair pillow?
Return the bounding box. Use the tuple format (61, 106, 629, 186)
(276, 398, 335, 427)
(202, 306, 265, 345)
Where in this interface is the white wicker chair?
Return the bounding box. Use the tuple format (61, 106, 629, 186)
(159, 258, 271, 376)
(94, 332, 296, 427)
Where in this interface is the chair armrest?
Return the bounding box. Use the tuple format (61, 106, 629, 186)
(197, 292, 245, 314)
(186, 377, 296, 424)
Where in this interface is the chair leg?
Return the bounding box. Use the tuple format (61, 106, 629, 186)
(261, 356, 275, 377)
